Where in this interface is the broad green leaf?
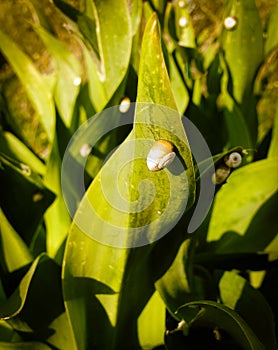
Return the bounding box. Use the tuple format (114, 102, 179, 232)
(92, 0, 132, 102)
(222, 102, 253, 150)
(221, 0, 263, 104)
(0, 254, 74, 348)
(221, 0, 263, 146)
(82, 45, 108, 111)
(155, 239, 194, 316)
(0, 131, 45, 175)
(52, 0, 100, 56)
(174, 300, 264, 350)
(59, 0, 132, 111)
(129, 0, 143, 37)
(128, 0, 143, 73)
(0, 321, 16, 342)
(168, 53, 189, 115)
(219, 53, 253, 150)
(44, 312, 77, 350)
(137, 291, 165, 348)
(174, 1, 195, 48)
(0, 209, 33, 273)
(219, 271, 277, 350)
(265, 4, 278, 56)
(0, 257, 41, 320)
(44, 138, 71, 259)
(0, 30, 55, 145)
(207, 158, 278, 247)
(0, 153, 55, 244)
(0, 342, 51, 350)
(150, 0, 167, 16)
(268, 102, 278, 158)
(33, 26, 82, 128)
(63, 13, 194, 350)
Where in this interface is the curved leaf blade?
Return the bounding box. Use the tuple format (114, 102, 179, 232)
(62, 13, 194, 350)
(0, 30, 55, 144)
(174, 300, 264, 350)
(219, 271, 277, 350)
(207, 158, 278, 248)
(33, 26, 82, 128)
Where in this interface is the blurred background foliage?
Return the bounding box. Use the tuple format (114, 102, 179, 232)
(0, 0, 278, 349)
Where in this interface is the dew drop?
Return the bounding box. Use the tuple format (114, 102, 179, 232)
(80, 143, 92, 157)
(224, 16, 237, 30)
(119, 97, 131, 113)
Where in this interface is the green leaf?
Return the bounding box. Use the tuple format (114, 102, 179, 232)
(174, 300, 264, 350)
(52, 0, 100, 56)
(0, 254, 74, 348)
(265, 4, 278, 56)
(44, 138, 71, 259)
(173, 1, 195, 49)
(0, 320, 18, 343)
(0, 131, 46, 176)
(92, 0, 132, 103)
(62, 13, 194, 350)
(0, 30, 55, 145)
(82, 44, 108, 111)
(168, 53, 189, 115)
(221, 0, 263, 104)
(207, 158, 278, 250)
(155, 239, 194, 316)
(223, 101, 253, 150)
(0, 342, 51, 350)
(0, 153, 55, 244)
(0, 256, 41, 321)
(137, 291, 165, 348)
(268, 102, 278, 159)
(0, 209, 33, 273)
(219, 53, 253, 150)
(129, 0, 143, 37)
(219, 271, 277, 350)
(33, 26, 82, 128)
(220, 0, 263, 146)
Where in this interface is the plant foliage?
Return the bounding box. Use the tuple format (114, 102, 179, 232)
(0, 0, 277, 349)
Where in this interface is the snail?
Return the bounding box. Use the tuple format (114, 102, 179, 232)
(224, 152, 242, 168)
(119, 97, 131, 113)
(212, 164, 231, 185)
(146, 140, 176, 172)
(224, 16, 238, 30)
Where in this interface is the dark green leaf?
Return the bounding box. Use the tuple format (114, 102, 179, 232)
(174, 300, 264, 350)
(207, 158, 278, 252)
(0, 153, 55, 244)
(219, 271, 277, 350)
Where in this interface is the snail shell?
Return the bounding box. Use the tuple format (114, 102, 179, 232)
(224, 152, 242, 168)
(147, 140, 176, 172)
(119, 97, 131, 113)
(212, 164, 231, 185)
(224, 16, 238, 30)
